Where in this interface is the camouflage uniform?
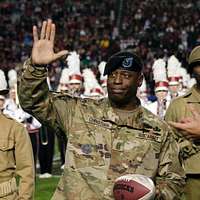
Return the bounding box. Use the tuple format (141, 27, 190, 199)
(0, 113, 35, 200)
(18, 60, 185, 200)
(165, 84, 200, 199)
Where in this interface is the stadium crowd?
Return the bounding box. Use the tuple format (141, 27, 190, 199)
(1, 0, 200, 92)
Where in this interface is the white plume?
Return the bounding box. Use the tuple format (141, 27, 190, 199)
(0, 69, 8, 91)
(152, 58, 167, 82)
(8, 69, 17, 88)
(60, 68, 70, 84)
(139, 77, 147, 92)
(66, 51, 81, 75)
(98, 61, 107, 81)
(167, 55, 181, 77)
(82, 68, 103, 96)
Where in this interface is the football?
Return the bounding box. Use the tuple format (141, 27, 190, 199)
(113, 174, 156, 200)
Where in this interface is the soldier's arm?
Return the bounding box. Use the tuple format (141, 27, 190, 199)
(14, 123, 35, 200)
(155, 130, 185, 200)
(18, 19, 68, 133)
(19, 59, 55, 126)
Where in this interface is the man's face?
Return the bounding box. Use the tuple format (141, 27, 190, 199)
(193, 65, 200, 85)
(107, 69, 143, 105)
(169, 85, 179, 93)
(69, 83, 81, 91)
(156, 91, 168, 101)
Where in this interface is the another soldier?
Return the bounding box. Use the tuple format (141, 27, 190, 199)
(18, 19, 185, 200)
(165, 45, 200, 200)
(0, 70, 35, 199)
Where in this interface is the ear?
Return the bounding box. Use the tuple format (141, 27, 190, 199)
(137, 73, 143, 87)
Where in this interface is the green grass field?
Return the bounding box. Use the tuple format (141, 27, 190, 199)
(35, 138, 62, 199)
(35, 177, 60, 200)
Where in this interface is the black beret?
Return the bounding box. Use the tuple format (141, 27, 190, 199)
(104, 51, 143, 76)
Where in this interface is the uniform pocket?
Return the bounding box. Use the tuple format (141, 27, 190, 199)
(0, 139, 15, 169)
(74, 145, 105, 168)
(108, 128, 160, 179)
(0, 139, 14, 151)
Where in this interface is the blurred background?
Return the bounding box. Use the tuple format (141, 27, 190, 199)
(1, 0, 200, 199)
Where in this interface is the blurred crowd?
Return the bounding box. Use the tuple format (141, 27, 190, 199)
(1, 0, 200, 94)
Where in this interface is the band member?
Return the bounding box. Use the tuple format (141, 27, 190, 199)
(146, 57, 170, 119)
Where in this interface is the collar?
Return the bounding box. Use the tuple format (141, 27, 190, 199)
(183, 84, 200, 103)
(101, 99, 144, 129)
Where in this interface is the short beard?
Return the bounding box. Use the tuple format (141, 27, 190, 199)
(108, 91, 138, 109)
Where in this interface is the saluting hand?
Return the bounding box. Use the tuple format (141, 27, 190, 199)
(31, 19, 68, 65)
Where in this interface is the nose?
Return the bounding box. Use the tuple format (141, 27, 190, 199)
(113, 73, 122, 84)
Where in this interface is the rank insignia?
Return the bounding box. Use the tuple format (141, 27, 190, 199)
(122, 57, 133, 68)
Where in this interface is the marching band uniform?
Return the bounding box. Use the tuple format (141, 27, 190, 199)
(146, 58, 170, 119)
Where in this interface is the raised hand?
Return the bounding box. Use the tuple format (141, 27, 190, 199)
(31, 19, 68, 65)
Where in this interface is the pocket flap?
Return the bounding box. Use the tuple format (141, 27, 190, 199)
(0, 139, 14, 151)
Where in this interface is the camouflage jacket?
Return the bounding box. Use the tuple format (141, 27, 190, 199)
(18, 60, 185, 200)
(165, 85, 200, 174)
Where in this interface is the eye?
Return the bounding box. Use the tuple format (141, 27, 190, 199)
(110, 72, 116, 78)
(123, 74, 130, 78)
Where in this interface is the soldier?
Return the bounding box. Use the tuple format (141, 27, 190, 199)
(165, 45, 200, 200)
(18, 19, 185, 200)
(0, 70, 35, 199)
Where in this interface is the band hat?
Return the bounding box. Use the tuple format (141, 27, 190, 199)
(152, 58, 168, 92)
(90, 87, 104, 97)
(167, 55, 181, 84)
(168, 76, 180, 86)
(69, 74, 83, 84)
(104, 51, 143, 76)
(155, 81, 169, 92)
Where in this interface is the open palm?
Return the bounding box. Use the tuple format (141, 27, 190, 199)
(31, 19, 68, 65)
